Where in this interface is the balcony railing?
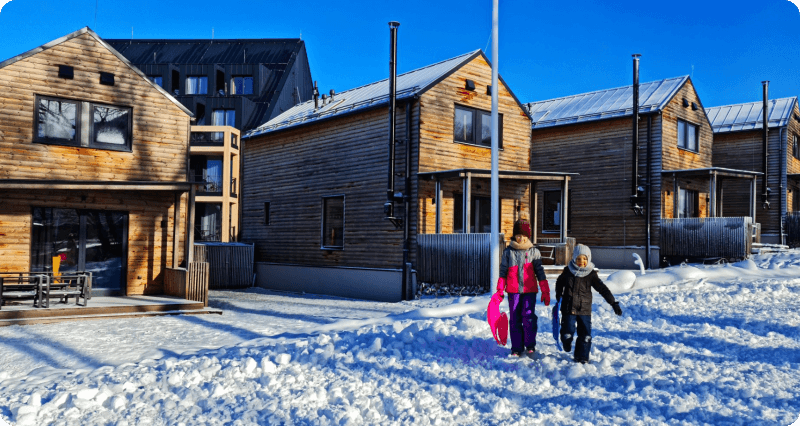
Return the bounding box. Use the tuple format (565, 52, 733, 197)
(230, 177, 237, 197)
(195, 173, 223, 194)
(190, 131, 225, 147)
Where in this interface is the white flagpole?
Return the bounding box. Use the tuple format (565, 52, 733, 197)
(490, 0, 500, 290)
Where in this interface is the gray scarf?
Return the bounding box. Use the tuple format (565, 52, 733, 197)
(568, 244, 595, 278)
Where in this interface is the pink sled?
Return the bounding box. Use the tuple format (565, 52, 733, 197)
(487, 292, 508, 346)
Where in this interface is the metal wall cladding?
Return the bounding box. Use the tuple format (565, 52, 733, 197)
(660, 217, 753, 260)
(706, 97, 796, 134)
(417, 233, 505, 293)
(525, 76, 688, 129)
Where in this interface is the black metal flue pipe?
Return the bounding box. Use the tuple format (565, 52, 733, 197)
(631, 54, 642, 213)
(385, 22, 400, 219)
(761, 81, 770, 209)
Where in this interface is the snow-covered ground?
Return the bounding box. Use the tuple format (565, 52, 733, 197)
(1, 252, 800, 425)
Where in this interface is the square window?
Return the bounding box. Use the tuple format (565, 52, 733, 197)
(678, 188, 698, 218)
(147, 75, 163, 87)
(264, 202, 271, 225)
(454, 194, 499, 233)
(36, 96, 80, 144)
(231, 76, 253, 95)
(453, 105, 502, 148)
(677, 119, 699, 152)
(542, 190, 572, 233)
(91, 105, 131, 150)
(322, 196, 344, 249)
(186, 76, 208, 95)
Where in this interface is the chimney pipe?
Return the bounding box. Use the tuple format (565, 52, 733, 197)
(631, 54, 643, 215)
(385, 21, 401, 223)
(313, 81, 319, 109)
(762, 81, 770, 209)
(329, 89, 335, 102)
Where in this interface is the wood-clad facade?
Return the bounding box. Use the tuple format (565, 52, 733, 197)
(0, 28, 195, 296)
(242, 52, 546, 301)
(529, 78, 757, 268)
(711, 100, 800, 243)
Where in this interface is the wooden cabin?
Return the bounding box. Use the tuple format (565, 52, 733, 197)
(526, 76, 760, 268)
(0, 28, 196, 296)
(241, 50, 572, 302)
(707, 97, 800, 244)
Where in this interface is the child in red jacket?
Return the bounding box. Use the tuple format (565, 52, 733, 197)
(495, 219, 549, 357)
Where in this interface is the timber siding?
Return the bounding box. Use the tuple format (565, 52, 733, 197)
(0, 28, 192, 295)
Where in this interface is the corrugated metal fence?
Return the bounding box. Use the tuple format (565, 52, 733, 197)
(785, 212, 800, 248)
(194, 243, 255, 289)
(417, 233, 505, 293)
(660, 217, 754, 261)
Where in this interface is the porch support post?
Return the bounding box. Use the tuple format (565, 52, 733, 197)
(718, 178, 724, 217)
(172, 191, 181, 268)
(186, 184, 197, 265)
(435, 178, 442, 234)
(531, 182, 538, 244)
(560, 177, 569, 242)
(463, 173, 472, 234)
(709, 171, 717, 217)
(673, 174, 679, 218)
(750, 176, 757, 222)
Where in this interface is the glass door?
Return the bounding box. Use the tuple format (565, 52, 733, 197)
(31, 207, 128, 295)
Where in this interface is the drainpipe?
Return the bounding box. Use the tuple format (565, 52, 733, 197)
(646, 115, 652, 268)
(631, 54, 644, 216)
(780, 126, 786, 245)
(762, 81, 770, 209)
(384, 21, 401, 225)
(403, 104, 412, 300)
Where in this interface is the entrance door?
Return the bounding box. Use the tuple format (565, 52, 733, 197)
(31, 207, 128, 295)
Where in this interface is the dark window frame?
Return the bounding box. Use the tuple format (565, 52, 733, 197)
(34, 94, 82, 147)
(542, 190, 572, 234)
(89, 102, 133, 152)
(793, 134, 799, 160)
(677, 119, 699, 153)
(147, 75, 163, 87)
(677, 188, 699, 218)
(230, 75, 254, 95)
(453, 194, 501, 234)
(321, 195, 345, 250)
(185, 75, 208, 95)
(453, 104, 503, 149)
(264, 202, 271, 225)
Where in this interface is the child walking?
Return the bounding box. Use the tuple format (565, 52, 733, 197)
(555, 244, 622, 363)
(495, 219, 550, 357)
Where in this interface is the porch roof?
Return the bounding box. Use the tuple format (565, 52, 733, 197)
(788, 174, 800, 180)
(661, 167, 762, 179)
(0, 179, 196, 191)
(417, 168, 577, 181)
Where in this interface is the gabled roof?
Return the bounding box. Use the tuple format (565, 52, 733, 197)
(245, 50, 525, 138)
(105, 38, 303, 65)
(0, 27, 192, 116)
(705, 97, 797, 133)
(524, 76, 690, 129)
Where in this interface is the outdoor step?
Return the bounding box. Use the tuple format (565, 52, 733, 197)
(0, 307, 222, 327)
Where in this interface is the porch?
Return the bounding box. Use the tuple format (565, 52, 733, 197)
(0, 294, 221, 327)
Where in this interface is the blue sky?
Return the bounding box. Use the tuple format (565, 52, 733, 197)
(1, 0, 799, 108)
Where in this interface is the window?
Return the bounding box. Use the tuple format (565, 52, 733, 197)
(453, 105, 502, 148)
(793, 135, 799, 160)
(195, 104, 206, 126)
(190, 155, 223, 194)
(543, 190, 572, 233)
(35, 95, 132, 151)
(195, 203, 222, 242)
(322, 196, 344, 249)
(230, 76, 253, 95)
(92, 104, 131, 148)
(678, 188, 698, 218)
(212, 109, 235, 141)
(264, 202, 271, 225)
(36, 96, 80, 145)
(147, 75, 163, 87)
(186, 76, 208, 95)
(677, 119, 699, 152)
(454, 195, 500, 233)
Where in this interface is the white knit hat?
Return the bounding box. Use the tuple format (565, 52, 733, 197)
(572, 244, 592, 263)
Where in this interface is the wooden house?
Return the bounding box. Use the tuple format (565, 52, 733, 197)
(707, 96, 800, 244)
(526, 76, 760, 268)
(0, 28, 197, 297)
(241, 50, 573, 302)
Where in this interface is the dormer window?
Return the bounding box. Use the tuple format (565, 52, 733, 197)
(186, 76, 208, 95)
(230, 76, 253, 95)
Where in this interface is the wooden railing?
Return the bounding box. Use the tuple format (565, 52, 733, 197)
(194, 243, 254, 289)
(417, 233, 505, 293)
(660, 217, 755, 262)
(164, 262, 209, 306)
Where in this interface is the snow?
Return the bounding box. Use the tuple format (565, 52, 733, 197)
(1, 251, 800, 425)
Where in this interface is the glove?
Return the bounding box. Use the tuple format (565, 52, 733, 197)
(538, 280, 550, 306)
(612, 302, 622, 316)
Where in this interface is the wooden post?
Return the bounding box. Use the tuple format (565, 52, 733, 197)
(709, 171, 717, 218)
(560, 177, 569, 242)
(186, 184, 197, 265)
(435, 178, 442, 234)
(673, 174, 679, 219)
(531, 182, 538, 244)
(750, 176, 757, 222)
(464, 173, 472, 234)
(718, 177, 724, 217)
(172, 192, 181, 268)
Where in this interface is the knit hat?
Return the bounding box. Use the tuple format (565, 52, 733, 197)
(568, 244, 595, 278)
(572, 244, 592, 263)
(513, 219, 531, 238)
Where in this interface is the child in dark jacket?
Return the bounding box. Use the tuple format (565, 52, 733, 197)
(495, 219, 549, 358)
(555, 244, 622, 363)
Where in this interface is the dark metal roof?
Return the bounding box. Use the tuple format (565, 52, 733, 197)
(105, 39, 303, 66)
(706, 97, 797, 133)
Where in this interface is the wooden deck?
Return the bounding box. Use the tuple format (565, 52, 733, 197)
(0, 295, 221, 326)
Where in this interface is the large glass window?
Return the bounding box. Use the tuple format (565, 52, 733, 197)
(454, 195, 499, 233)
(543, 190, 572, 233)
(453, 105, 502, 148)
(92, 105, 131, 148)
(190, 155, 223, 194)
(678, 188, 699, 218)
(147, 75, 163, 87)
(196, 203, 222, 242)
(230, 76, 253, 95)
(678, 119, 699, 152)
(322, 196, 344, 249)
(36, 96, 80, 145)
(212, 109, 235, 141)
(186, 76, 208, 95)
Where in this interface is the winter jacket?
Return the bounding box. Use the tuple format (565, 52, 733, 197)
(496, 244, 546, 294)
(555, 267, 616, 316)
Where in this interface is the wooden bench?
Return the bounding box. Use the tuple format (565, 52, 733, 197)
(0, 273, 48, 309)
(40, 273, 91, 308)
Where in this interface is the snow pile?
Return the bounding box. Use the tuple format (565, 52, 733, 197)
(0, 251, 799, 425)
